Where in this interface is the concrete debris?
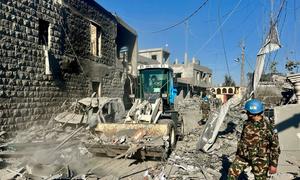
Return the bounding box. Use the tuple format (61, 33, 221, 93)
(0, 123, 100, 179)
(166, 114, 241, 179)
(163, 107, 299, 180)
(2, 167, 25, 180)
(270, 173, 297, 180)
(0, 96, 298, 179)
(197, 93, 244, 152)
(175, 92, 204, 111)
(174, 91, 212, 134)
(143, 165, 167, 180)
(100, 175, 119, 180)
(54, 97, 126, 125)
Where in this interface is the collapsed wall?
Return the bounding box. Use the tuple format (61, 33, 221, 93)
(0, 0, 125, 131)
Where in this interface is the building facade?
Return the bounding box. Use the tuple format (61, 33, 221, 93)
(172, 58, 212, 97)
(0, 0, 136, 130)
(211, 86, 243, 103)
(139, 48, 170, 65)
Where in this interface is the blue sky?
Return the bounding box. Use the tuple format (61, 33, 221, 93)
(97, 0, 299, 85)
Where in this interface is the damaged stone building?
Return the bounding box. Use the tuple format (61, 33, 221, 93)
(0, 0, 137, 131)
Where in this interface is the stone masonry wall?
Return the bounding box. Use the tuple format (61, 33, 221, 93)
(0, 0, 125, 131)
(62, 0, 125, 99)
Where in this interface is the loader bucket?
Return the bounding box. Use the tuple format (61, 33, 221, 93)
(85, 123, 171, 159)
(94, 123, 170, 137)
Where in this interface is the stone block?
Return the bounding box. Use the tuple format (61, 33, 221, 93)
(15, 117, 23, 123)
(12, 109, 21, 117)
(0, 111, 6, 118)
(21, 80, 29, 86)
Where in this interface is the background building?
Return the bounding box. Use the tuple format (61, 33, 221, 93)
(211, 86, 243, 103)
(138, 48, 170, 64)
(172, 57, 212, 97)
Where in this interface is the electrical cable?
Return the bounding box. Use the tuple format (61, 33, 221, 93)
(263, 0, 287, 75)
(203, 0, 253, 23)
(245, 55, 254, 71)
(274, 0, 287, 25)
(272, 0, 287, 64)
(151, 0, 209, 33)
(260, 0, 287, 97)
(193, 0, 242, 57)
(217, 0, 231, 77)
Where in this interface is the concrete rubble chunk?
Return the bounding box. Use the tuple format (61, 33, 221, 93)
(184, 91, 191, 99)
(1, 167, 25, 180)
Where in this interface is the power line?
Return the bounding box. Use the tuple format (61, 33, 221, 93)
(151, 0, 209, 33)
(217, 0, 230, 77)
(202, 0, 253, 23)
(263, 0, 287, 74)
(274, 0, 287, 25)
(259, 0, 287, 97)
(193, 0, 242, 57)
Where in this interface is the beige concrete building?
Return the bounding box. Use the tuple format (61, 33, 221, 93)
(211, 86, 243, 103)
(137, 55, 160, 65)
(172, 57, 212, 96)
(139, 48, 170, 64)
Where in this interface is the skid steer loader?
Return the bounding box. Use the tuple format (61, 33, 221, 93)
(86, 64, 183, 159)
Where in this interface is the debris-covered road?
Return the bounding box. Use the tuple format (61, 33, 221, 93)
(0, 108, 299, 179)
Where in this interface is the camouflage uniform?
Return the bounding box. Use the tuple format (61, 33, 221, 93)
(228, 117, 280, 180)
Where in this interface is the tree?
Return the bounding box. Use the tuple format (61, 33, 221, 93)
(269, 61, 278, 74)
(222, 74, 236, 86)
(285, 60, 300, 74)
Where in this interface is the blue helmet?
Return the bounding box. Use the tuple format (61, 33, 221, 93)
(244, 99, 264, 114)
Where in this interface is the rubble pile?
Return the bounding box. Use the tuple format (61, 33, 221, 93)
(174, 91, 212, 123)
(86, 129, 164, 146)
(167, 112, 243, 180)
(165, 109, 300, 180)
(175, 96, 203, 111)
(0, 124, 98, 179)
(85, 127, 168, 159)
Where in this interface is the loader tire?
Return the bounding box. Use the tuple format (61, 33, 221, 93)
(157, 119, 176, 150)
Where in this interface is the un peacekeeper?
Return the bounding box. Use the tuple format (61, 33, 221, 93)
(228, 99, 281, 180)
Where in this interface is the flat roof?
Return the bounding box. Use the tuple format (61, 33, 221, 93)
(172, 63, 212, 74)
(139, 48, 170, 54)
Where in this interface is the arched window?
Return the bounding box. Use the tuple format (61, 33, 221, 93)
(222, 88, 227, 94)
(217, 88, 221, 94)
(228, 88, 233, 94)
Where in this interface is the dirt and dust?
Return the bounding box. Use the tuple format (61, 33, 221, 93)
(0, 123, 162, 179)
(0, 97, 299, 179)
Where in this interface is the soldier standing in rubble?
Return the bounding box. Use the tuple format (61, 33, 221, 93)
(228, 99, 281, 180)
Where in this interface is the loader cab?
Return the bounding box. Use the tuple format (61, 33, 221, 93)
(137, 65, 177, 106)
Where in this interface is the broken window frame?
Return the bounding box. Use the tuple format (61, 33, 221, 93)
(38, 19, 52, 75)
(151, 55, 157, 60)
(38, 19, 50, 46)
(175, 73, 182, 78)
(90, 23, 102, 57)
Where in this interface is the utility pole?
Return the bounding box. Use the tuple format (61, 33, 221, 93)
(240, 41, 245, 87)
